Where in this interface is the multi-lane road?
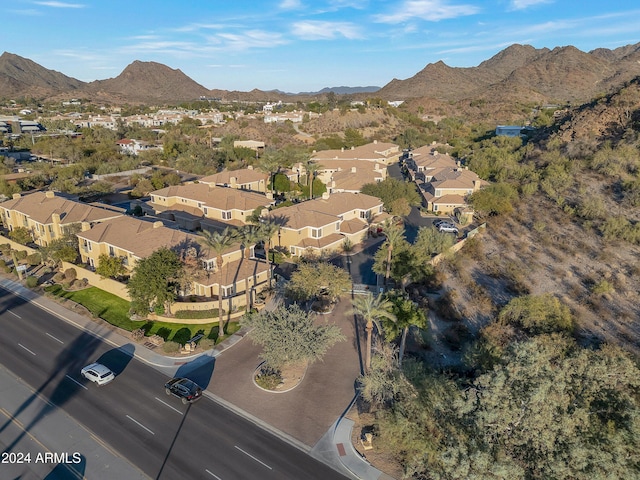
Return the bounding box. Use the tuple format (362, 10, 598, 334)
(0, 287, 349, 479)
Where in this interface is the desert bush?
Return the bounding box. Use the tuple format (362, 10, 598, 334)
(162, 341, 180, 354)
(64, 268, 77, 282)
(0, 244, 11, 255)
(591, 279, 614, 295)
(25, 276, 38, 288)
(53, 271, 65, 283)
(26, 253, 42, 265)
(16, 250, 28, 260)
(130, 328, 146, 341)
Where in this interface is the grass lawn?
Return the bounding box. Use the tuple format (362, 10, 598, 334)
(44, 285, 239, 344)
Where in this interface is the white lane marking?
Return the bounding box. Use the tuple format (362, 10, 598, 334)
(154, 397, 183, 415)
(65, 375, 88, 390)
(18, 343, 36, 356)
(7, 309, 21, 318)
(234, 445, 272, 470)
(126, 415, 155, 435)
(205, 469, 222, 479)
(46, 332, 64, 344)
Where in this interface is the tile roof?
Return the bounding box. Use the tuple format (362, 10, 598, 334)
(77, 215, 238, 261)
(431, 168, 483, 189)
(151, 184, 271, 211)
(268, 192, 382, 230)
(311, 141, 399, 162)
(199, 168, 269, 186)
(0, 192, 120, 225)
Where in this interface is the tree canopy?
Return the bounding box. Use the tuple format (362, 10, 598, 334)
(241, 303, 345, 370)
(361, 178, 421, 215)
(127, 247, 183, 315)
(286, 262, 352, 302)
(376, 335, 640, 479)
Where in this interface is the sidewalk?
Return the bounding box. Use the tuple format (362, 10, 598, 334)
(0, 276, 393, 480)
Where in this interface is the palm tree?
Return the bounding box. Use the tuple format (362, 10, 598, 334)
(197, 228, 237, 339)
(237, 225, 261, 310)
(304, 160, 323, 199)
(382, 222, 405, 286)
(258, 219, 280, 288)
(352, 292, 396, 372)
(256, 148, 282, 196)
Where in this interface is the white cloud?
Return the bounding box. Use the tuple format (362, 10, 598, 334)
(279, 0, 303, 9)
(291, 21, 362, 40)
(215, 30, 288, 50)
(374, 0, 480, 23)
(510, 0, 553, 10)
(33, 1, 85, 8)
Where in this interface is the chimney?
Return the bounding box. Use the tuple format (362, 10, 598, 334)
(247, 165, 254, 170)
(52, 213, 61, 225)
(153, 221, 163, 229)
(230, 176, 237, 188)
(351, 166, 357, 173)
(81, 221, 91, 232)
(260, 208, 269, 218)
(208, 183, 216, 190)
(341, 147, 344, 152)
(373, 140, 378, 144)
(322, 192, 330, 200)
(45, 191, 55, 199)
(473, 180, 480, 191)
(12, 193, 21, 200)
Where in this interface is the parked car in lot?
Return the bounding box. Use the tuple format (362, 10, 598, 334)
(438, 224, 459, 234)
(164, 377, 203, 404)
(81, 363, 115, 386)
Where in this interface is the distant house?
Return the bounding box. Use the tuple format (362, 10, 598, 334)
(116, 138, 162, 156)
(495, 125, 524, 137)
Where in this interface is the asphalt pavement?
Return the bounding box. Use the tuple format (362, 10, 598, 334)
(0, 276, 393, 480)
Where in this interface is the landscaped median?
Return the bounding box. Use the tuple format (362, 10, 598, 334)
(44, 284, 240, 351)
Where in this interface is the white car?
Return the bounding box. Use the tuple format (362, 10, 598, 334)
(81, 363, 115, 386)
(438, 224, 459, 234)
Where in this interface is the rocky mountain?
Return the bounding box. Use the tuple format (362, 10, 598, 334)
(0, 52, 84, 98)
(84, 61, 211, 103)
(377, 43, 640, 104)
(1, 42, 640, 105)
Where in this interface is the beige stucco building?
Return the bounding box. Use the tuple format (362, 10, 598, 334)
(265, 192, 387, 256)
(142, 183, 274, 231)
(0, 191, 121, 246)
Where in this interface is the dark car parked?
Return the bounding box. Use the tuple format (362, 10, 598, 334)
(164, 377, 203, 404)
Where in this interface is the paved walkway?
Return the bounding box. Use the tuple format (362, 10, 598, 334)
(0, 277, 393, 480)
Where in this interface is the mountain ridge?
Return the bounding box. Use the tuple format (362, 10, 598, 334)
(1, 42, 640, 105)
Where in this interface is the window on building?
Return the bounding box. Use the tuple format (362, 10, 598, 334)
(311, 228, 321, 238)
(222, 211, 232, 220)
(109, 246, 115, 257)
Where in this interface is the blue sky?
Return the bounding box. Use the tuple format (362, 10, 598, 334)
(3, 1, 639, 92)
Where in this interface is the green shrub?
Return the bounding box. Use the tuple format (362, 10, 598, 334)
(25, 275, 38, 288)
(0, 244, 11, 255)
(16, 250, 28, 260)
(174, 308, 219, 319)
(198, 338, 215, 350)
(162, 341, 180, 354)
